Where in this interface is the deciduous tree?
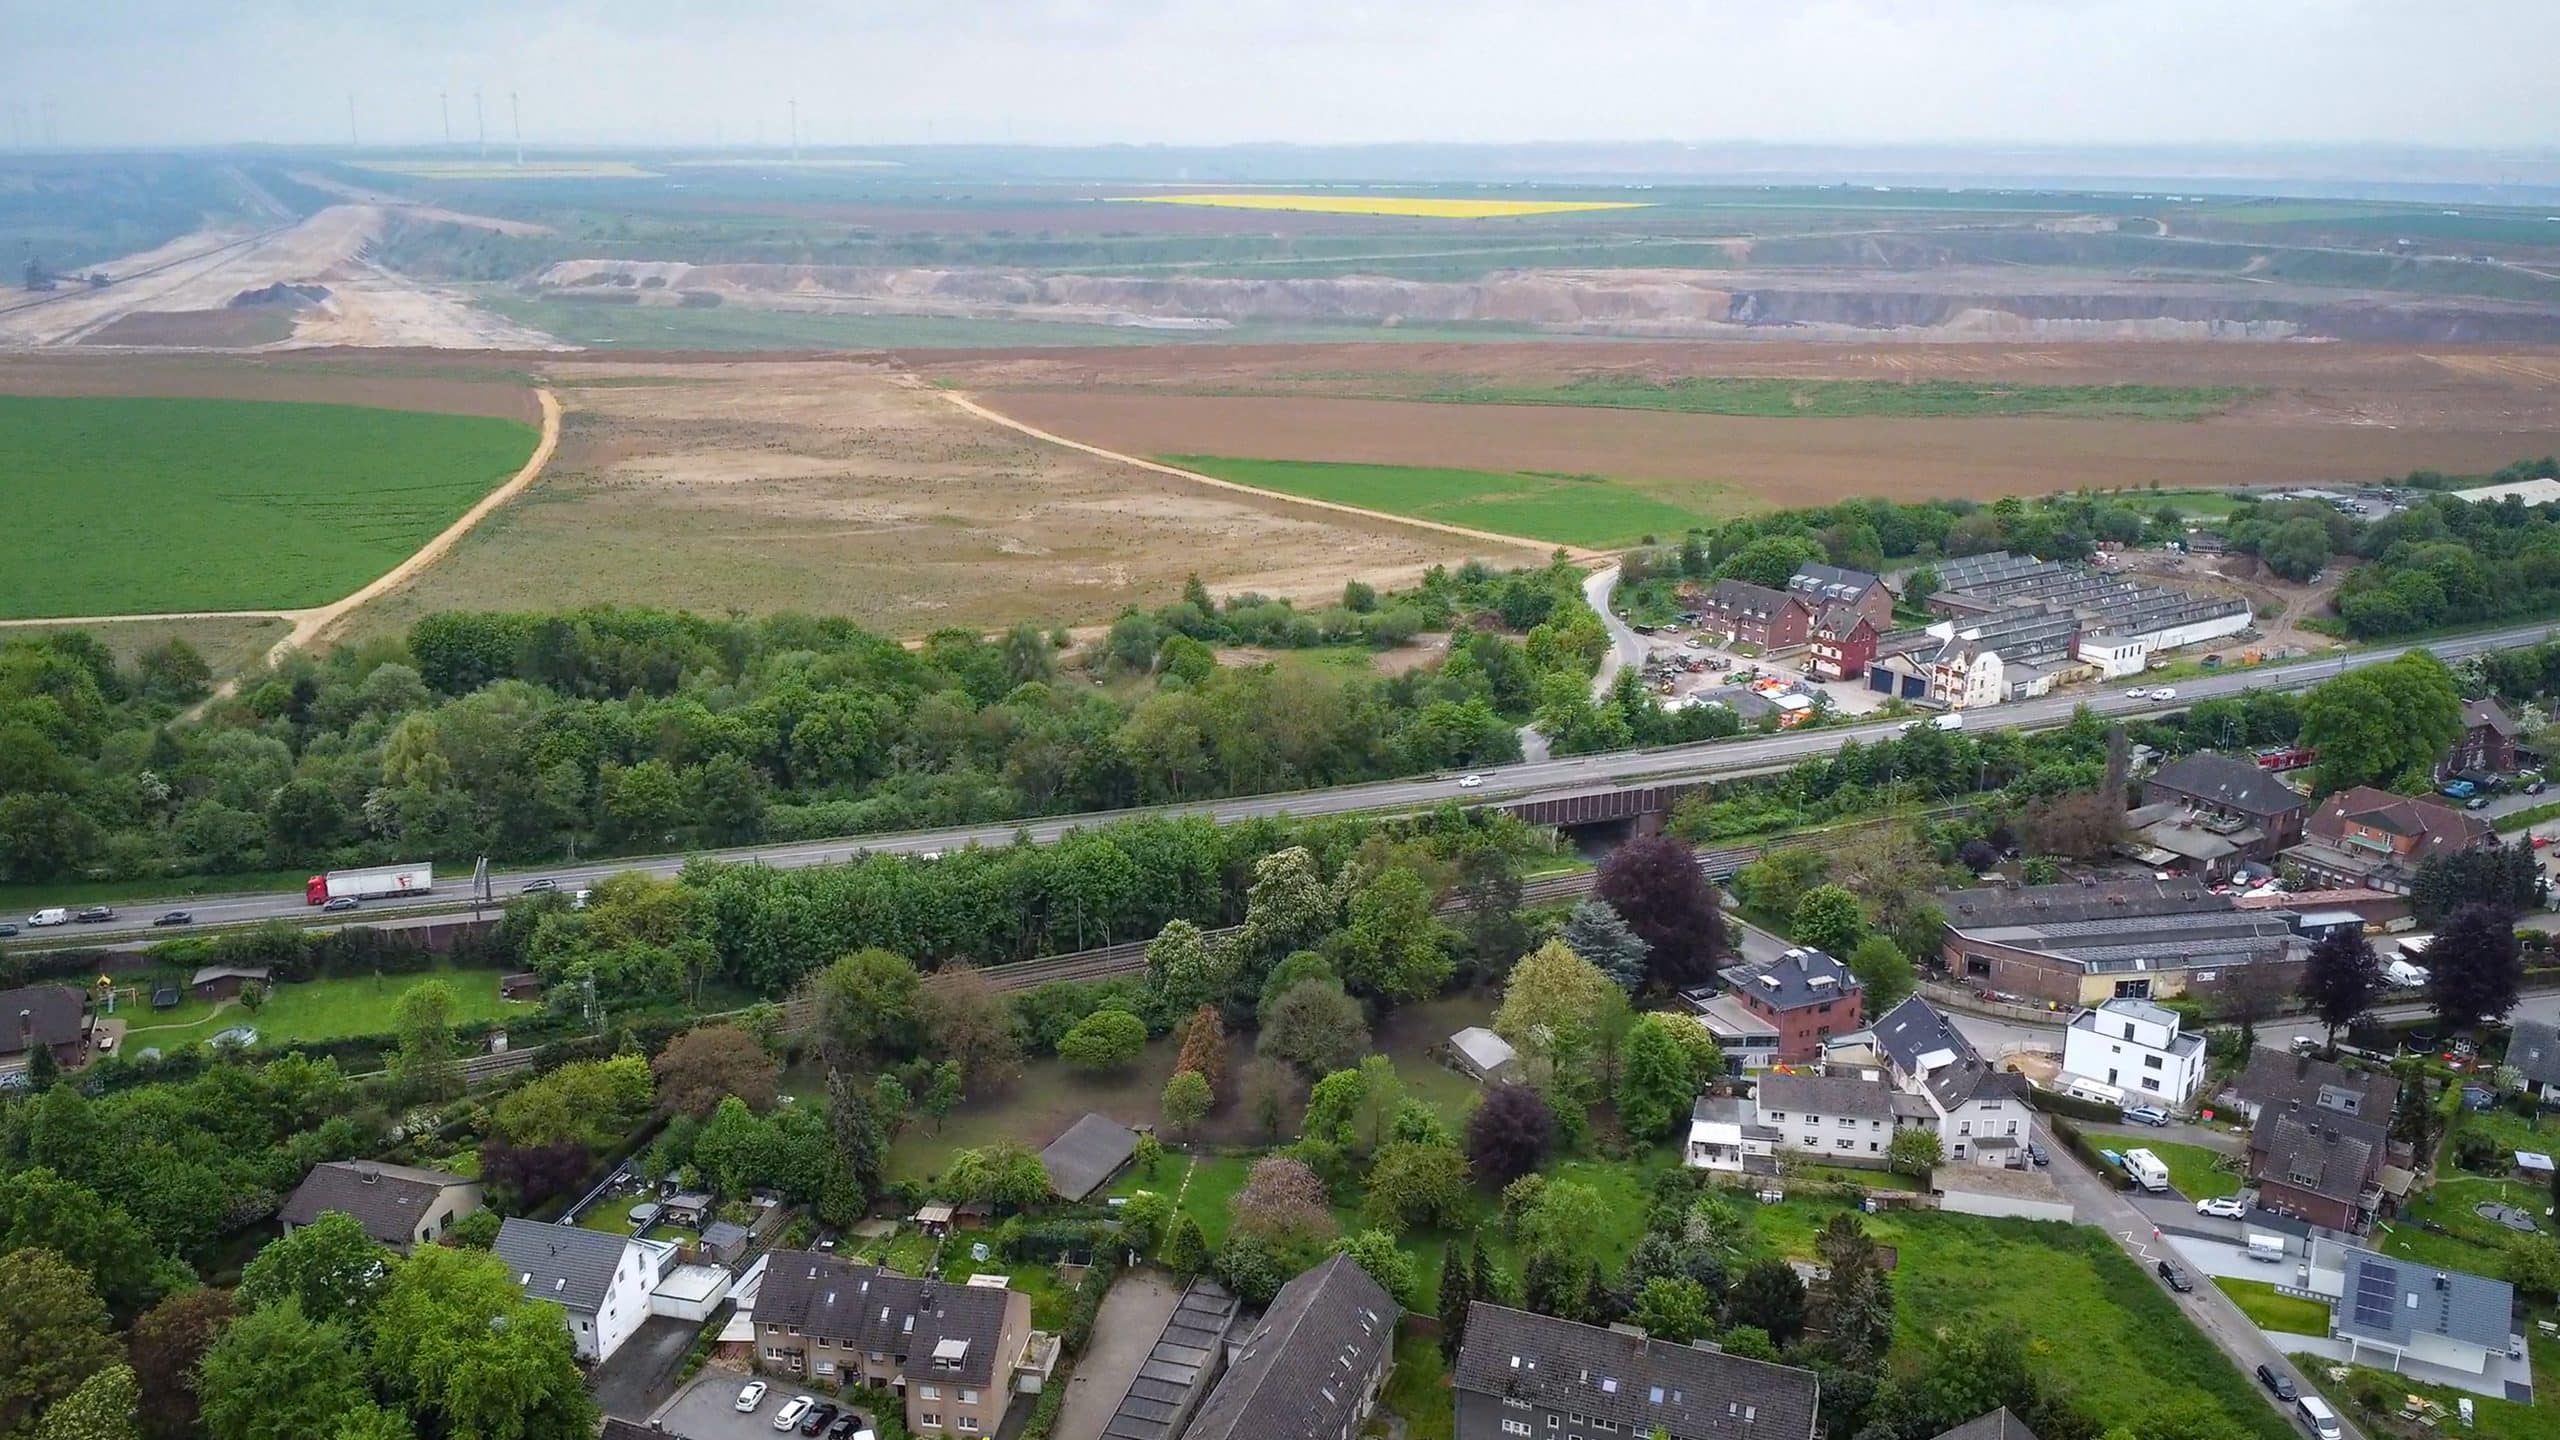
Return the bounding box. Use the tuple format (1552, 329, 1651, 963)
(238, 1211, 393, 1323)
(1161, 1070, 1213, 1137)
(387, 979, 459, 1101)
(131, 1288, 233, 1440)
(1727, 1257, 1807, 1346)
(1229, 1157, 1335, 1252)
(0, 1248, 120, 1436)
(1363, 1140, 1471, 1231)
(1614, 1014, 1699, 1141)
(1057, 1009, 1148, 1072)
(196, 1301, 374, 1440)
(1334, 1230, 1420, 1309)
(2302, 651, 2464, 794)
(919, 964, 1024, 1093)
(1631, 1276, 1713, 1345)
(1257, 979, 1369, 1078)
(1494, 940, 1621, 1099)
(1465, 1082, 1557, 1184)
(650, 1023, 780, 1119)
(1174, 1005, 1227, 1096)
(1790, 885, 1867, 956)
(368, 1246, 596, 1440)
(807, 948, 923, 1072)
(1846, 934, 1917, 1010)
(31, 1361, 139, 1440)
(1593, 836, 1724, 987)
(2426, 903, 2523, 1032)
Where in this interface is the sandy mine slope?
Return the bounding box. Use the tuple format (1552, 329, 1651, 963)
(0, 205, 566, 351)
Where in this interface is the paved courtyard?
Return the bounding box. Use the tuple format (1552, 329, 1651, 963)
(654, 1372, 879, 1440)
(1047, 1272, 1183, 1440)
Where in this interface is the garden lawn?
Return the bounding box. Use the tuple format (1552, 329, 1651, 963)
(2455, 1106, 2558, 1174)
(1163, 456, 1725, 549)
(1378, 1328, 1453, 1440)
(1115, 1152, 1258, 1251)
(574, 1192, 657, 1235)
(2214, 1277, 2330, 1336)
(119, 962, 528, 1047)
(2149, 1140, 2245, 1200)
(0, 395, 540, 617)
(1750, 1201, 2290, 1440)
(2378, 1174, 2547, 1274)
(2293, 1334, 2560, 1440)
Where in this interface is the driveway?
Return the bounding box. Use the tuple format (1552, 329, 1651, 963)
(1048, 1272, 1184, 1440)
(594, 1316, 705, 1422)
(655, 1373, 878, 1440)
(2032, 1114, 2368, 1440)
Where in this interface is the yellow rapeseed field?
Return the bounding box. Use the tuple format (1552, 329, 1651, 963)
(1112, 193, 1650, 219)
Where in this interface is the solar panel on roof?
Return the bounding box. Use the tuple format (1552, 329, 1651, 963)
(2352, 1263, 2400, 1331)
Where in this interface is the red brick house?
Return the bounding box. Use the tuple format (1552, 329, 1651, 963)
(1718, 948, 1862, 1062)
(1787, 563, 1896, 631)
(1694, 580, 1815, 651)
(2438, 697, 2522, 781)
(0, 985, 89, 1080)
(1807, 604, 1881, 680)
(2285, 785, 2493, 894)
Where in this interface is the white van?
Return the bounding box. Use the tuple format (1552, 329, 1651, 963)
(25, 908, 69, 927)
(2296, 1395, 2340, 1440)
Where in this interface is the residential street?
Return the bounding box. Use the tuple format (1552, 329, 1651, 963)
(2030, 1113, 2359, 1440)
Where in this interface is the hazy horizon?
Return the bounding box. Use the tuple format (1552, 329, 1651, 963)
(8, 1, 2559, 154)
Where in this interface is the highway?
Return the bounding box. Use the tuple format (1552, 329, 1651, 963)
(24, 619, 2559, 946)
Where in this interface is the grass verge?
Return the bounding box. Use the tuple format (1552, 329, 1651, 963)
(2215, 1277, 2331, 1336)
(1164, 455, 1727, 548)
(2148, 1140, 2246, 1200)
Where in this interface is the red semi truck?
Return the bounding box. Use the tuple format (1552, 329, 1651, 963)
(305, 863, 433, 906)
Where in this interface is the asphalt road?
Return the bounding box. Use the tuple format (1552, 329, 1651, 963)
(31, 619, 2560, 945)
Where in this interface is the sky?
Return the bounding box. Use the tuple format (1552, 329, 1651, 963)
(7, 0, 2560, 153)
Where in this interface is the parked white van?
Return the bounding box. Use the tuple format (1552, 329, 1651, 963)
(2297, 1395, 2341, 1440)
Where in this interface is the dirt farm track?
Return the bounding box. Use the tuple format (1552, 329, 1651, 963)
(922, 341, 2560, 505)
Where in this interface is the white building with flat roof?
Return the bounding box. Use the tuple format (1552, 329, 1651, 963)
(2059, 997, 2207, 1110)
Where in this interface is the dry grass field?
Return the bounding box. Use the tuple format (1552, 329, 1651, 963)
(924, 340, 2560, 507)
(341, 357, 1547, 642)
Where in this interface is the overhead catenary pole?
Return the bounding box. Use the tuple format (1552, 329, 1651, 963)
(474, 85, 485, 159)
(511, 90, 522, 167)
(788, 98, 798, 163)
(440, 90, 451, 146)
(346, 92, 358, 148)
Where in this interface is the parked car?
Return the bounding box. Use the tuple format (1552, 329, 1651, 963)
(2442, 779, 2478, 799)
(2196, 1195, 2248, 1219)
(799, 1403, 840, 1437)
(824, 1415, 866, 1440)
(152, 911, 193, 927)
(2255, 1364, 2297, 1402)
(74, 906, 114, 923)
(773, 1397, 814, 1432)
(2528, 776, 2549, 796)
(2122, 1105, 2172, 1127)
(2466, 795, 2490, 810)
(736, 1382, 769, 1413)
(322, 895, 360, 913)
(2156, 1259, 2195, 1293)
(2025, 1142, 2050, 1168)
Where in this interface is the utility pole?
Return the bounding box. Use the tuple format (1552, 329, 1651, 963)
(474, 85, 485, 159)
(440, 90, 451, 146)
(346, 92, 358, 148)
(510, 90, 522, 167)
(788, 98, 799, 163)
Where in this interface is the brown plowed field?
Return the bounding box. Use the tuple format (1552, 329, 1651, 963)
(925, 340, 2560, 504)
(0, 354, 541, 424)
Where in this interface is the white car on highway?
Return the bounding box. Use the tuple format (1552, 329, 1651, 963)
(2151, 687, 2178, 701)
(2196, 1195, 2248, 1219)
(2124, 687, 2149, 698)
(736, 1382, 769, 1413)
(1457, 774, 1484, 788)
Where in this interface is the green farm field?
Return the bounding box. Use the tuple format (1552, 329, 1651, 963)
(1164, 455, 1736, 547)
(0, 395, 539, 618)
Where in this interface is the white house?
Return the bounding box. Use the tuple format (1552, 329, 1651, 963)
(1685, 1095, 1779, 1174)
(2058, 998, 2207, 1110)
(1869, 996, 2034, 1165)
(1751, 1071, 1927, 1164)
(495, 1217, 677, 1363)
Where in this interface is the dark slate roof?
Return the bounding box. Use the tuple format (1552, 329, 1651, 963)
(700, 1220, 751, 1253)
(280, 1160, 474, 1246)
(2150, 752, 2308, 818)
(1719, 948, 1859, 1011)
(1040, 1113, 1140, 1201)
(2252, 1111, 2380, 1204)
(1099, 1279, 1239, 1440)
(2232, 1051, 2394, 1123)
(2463, 697, 2518, 737)
(1871, 995, 1974, 1077)
(188, 966, 272, 985)
(1927, 1058, 2032, 1111)
(496, 1217, 631, 1316)
(1455, 1304, 1820, 1440)
(1938, 878, 2228, 930)
(1702, 580, 1808, 618)
(2333, 1246, 2513, 1354)
(1789, 563, 1884, 604)
(1810, 602, 1875, 640)
(2510, 1019, 2560, 1090)
(1756, 1072, 1898, 1122)
(1186, 1254, 1397, 1440)
(1934, 1408, 2044, 1440)
(0, 984, 84, 1057)
(755, 1250, 1015, 1388)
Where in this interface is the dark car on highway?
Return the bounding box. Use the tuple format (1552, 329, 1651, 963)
(2156, 1260, 2195, 1293)
(520, 878, 558, 893)
(152, 911, 193, 927)
(0, 923, 16, 938)
(74, 906, 114, 923)
(798, 1403, 839, 1437)
(2256, 1364, 2297, 1401)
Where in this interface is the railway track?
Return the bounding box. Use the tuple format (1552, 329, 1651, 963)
(0, 223, 297, 322)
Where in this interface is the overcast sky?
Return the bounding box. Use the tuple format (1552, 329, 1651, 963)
(8, 0, 2559, 152)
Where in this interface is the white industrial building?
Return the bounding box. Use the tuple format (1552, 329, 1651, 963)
(2058, 997, 2209, 1110)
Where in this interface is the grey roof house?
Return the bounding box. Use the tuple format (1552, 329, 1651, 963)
(1454, 1303, 1821, 1440)
(1040, 1113, 1141, 1201)
(280, 1159, 483, 1254)
(2510, 1018, 2560, 1100)
(495, 1217, 675, 1363)
(752, 1251, 1042, 1437)
(2321, 1243, 2517, 1376)
(1185, 1254, 1398, 1440)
